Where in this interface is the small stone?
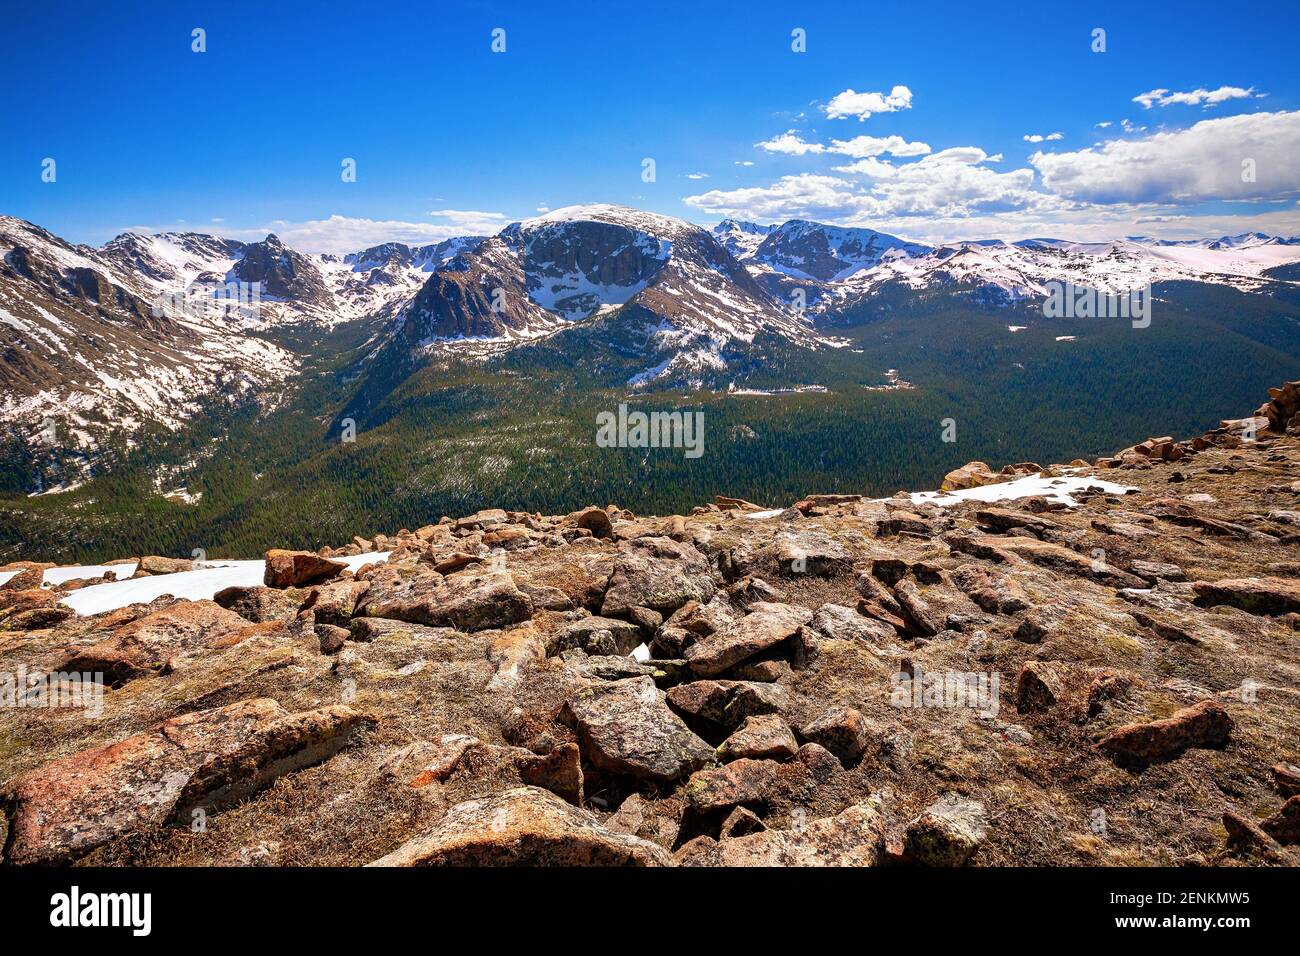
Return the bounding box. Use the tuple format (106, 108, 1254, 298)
(904, 794, 988, 866)
(796, 707, 871, 766)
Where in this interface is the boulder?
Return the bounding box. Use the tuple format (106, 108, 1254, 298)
(565, 676, 714, 783)
(1262, 796, 1300, 845)
(1192, 577, 1300, 616)
(774, 529, 851, 576)
(683, 602, 812, 676)
(263, 549, 347, 588)
(600, 536, 715, 617)
(213, 585, 303, 623)
(796, 707, 872, 766)
(712, 803, 885, 867)
(3, 699, 373, 865)
(1015, 660, 1065, 712)
(357, 567, 532, 631)
(893, 579, 942, 636)
(368, 787, 670, 866)
(1096, 699, 1233, 764)
(60, 599, 252, 685)
(808, 603, 896, 645)
(137, 555, 195, 575)
(951, 564, 1030, 614)
(940, 461, 1000, 492)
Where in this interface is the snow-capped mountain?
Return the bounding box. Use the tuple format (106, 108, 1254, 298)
(712, 219, 777, 260)
(711, 218, 1300, 311)
(383, 204, 823, 387)
(742, 220, 932, 282)
(818, 233, 1300, 308)
(6, 203, 1300, 490)
(0, 216, 299, 484)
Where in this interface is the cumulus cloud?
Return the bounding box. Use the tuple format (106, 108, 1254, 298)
(1023, 132, 1063, 143)
(757, 131, 931, 162)
(828, 134, 931, 158)
(1133, 85, 1256, 109)
(684, 174, 859, 220)
(755, 131, 826, 155)
(832, 158, 900, 177)
(823, 85, 913, 121)
(687, 147, 1050, 222)
(1031, 110, 1300, 204)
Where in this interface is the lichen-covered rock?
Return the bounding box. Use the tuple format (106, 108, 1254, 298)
(904, 794, 989, 866)
(600, 536, 715, 616)
(1096, 699, 1233, 764)
(1192, 577, 1300, 616)
(683, 601, 812, 676)
(565, 676, 714, 783)
(718, 714, 799, 762)
(3, 699, 373, 865)
(59, 599, 252, 685)
(368, 787, 670, 866)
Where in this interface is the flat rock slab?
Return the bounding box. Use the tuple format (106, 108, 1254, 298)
(680, 802, 885, 866)
(368, 786, 670, 866)
(1192, 577, 1300, 616)
(60, 599, 253, 685)
(4, 698, 373, 865)
(566, 676, 714, 783)
(684, 601, 812, 676)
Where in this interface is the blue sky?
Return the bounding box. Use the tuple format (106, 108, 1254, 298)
(3, 0, 1298, 252)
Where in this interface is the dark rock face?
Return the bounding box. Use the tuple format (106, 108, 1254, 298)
(230, 234, 334, 308)
(749, 220, 929, 282)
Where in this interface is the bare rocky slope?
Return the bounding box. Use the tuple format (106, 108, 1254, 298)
(3, 384, 1300, 866)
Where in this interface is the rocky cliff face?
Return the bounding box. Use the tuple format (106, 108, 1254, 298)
(3, 385, 1300, 867)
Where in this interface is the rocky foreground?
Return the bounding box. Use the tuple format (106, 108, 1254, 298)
(4, 388, 1300, 866)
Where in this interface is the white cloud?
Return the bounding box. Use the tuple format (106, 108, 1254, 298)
(1023, 132, 1063, 143)
(426, 209, 512, 233)
(1096, 121, 1112, 129)
(735, 160, 755, 167)
(832, 158, 899, 177)
(1133, 85, 1256, 109)
(1032, 110, 1300, 204)
(823, 85, 913, 121)
(685, 172, 709, 180)
(193, 213, 508, 255)
(828, 134, 931, 158)
(755, 131, 826, 155)
(685, 174, 859, 220)
(687, 147, 1051, 223)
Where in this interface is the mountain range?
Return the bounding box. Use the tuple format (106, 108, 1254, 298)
(4, 203, 1300, 562)
(5, 204, 1300, 474)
